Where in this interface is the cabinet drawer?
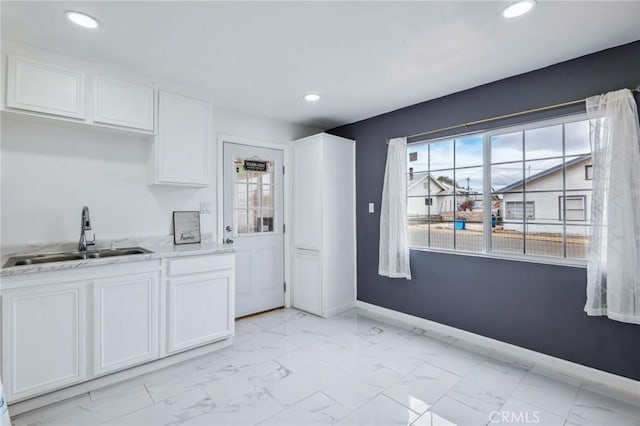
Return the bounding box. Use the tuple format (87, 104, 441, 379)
(167, 254, 233, 276)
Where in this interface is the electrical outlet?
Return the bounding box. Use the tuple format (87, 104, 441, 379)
(200, 202, 212, 215)
(369, 203, 375, 213)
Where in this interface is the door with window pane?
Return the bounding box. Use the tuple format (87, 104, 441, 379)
(223, 142, 284, 317)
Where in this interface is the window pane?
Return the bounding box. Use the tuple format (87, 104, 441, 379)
(525, 124, 562, 160)
(247, 184, 260, 208)
(408, 218, 429, 247)
(565, 156, 593, 190)
(235, 184, 247, 208)
(566, 225, 590, 259)
(261, 209, 274, 232)
(523, 158, 564, 191)
(492, 222, 524, 255)
(491, 131, 523, 163)
(430, 140, 454, 170)
(565, 120, 591, 156)
(525, 223, 564, 258)
(455, 135, 483, 167)
(408, 171, 429, 194)
(234, 210, 248, 234)
(492, 162, 523, 191)
(407, 145, 429, 173)
(430, 222, 454, 250)
(262, 185, 274, 208)
(247, 209, 260, 233)
(455, 167, 483, 200)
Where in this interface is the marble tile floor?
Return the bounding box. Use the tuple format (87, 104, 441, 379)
(11, 308, 640, 426)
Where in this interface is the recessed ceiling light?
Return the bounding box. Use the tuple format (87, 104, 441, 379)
(65, 11, 100, 29)
(304, 94, 320, 102)
(502, 0, 535, 19)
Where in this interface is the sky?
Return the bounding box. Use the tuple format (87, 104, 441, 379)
(408, 119, 591, 193)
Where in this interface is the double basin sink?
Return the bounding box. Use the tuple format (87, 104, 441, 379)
(4, 247, 153, 268)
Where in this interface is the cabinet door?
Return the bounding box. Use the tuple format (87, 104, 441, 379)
(293, 139, 323, 249)
(93, 273, 159, 375)
(93, 77, 154, 131)
(6, 55, 85, 119)
(293, 249, 323, 316)
(167, 272, 232, 354)
(155, 91, 210, 186)
(1, 282, 87, 401)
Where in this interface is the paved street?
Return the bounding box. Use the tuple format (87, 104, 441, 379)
(409, 227, 588, 259)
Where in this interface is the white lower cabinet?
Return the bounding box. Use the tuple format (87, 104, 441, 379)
(0, 253, 235, 403)
(93, 272, 159, 375)
(1, 281, 87, 400)
(167, 272, 232, 354)
(293, 249, 323, 316)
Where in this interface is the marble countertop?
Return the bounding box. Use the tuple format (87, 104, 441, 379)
(1, 234, 234, 277)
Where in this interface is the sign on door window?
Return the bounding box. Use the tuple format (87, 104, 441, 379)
(234, 157, 275, 234)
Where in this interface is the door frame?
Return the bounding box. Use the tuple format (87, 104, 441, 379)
(216, 134, 291, 309)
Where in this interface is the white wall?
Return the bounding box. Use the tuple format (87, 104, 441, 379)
(1, 107, 316, 245)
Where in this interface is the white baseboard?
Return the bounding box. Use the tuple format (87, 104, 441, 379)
(355, 300, 640, 398)
(8, 338, 232, 416)
(323, 302, 356, 317)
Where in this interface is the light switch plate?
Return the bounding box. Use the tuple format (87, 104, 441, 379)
(368, 203, 375, 213)
(200, 202, 212, 215)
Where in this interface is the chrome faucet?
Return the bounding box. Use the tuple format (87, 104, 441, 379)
(78, 206, 96, 252)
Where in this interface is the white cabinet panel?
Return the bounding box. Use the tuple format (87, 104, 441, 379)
(1, 282, 87, 400)
(6, 55, 85, 119)
(154, 91, 210, 186)
(293, 140, 322, 249)
(167, 272, 232, 354)
(293, 249, 323, 316)
(93, 273, 159, 375)
(292, 133, 356, 317)
(93, 77, 154, 131)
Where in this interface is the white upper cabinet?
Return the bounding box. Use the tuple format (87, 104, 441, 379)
(93, 77, 154, 131)
(6, 54, 85, 119)
(152, 91, 210, 186)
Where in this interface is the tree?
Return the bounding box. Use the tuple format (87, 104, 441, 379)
(436, 175, 462, 188)
(458, 198, 474, 212)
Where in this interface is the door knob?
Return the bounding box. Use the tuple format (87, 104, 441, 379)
(225, 225, 232, 232)
(225, 238, 234, 244)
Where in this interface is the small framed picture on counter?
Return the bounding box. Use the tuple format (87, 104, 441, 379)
(173, 211, 201, 245)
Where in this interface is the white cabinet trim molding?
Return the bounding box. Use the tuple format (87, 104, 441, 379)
(167, 272, 232, 354)
(2, 283, 87, 400)
(93, 273, 160, 375)
(93, 76, 155, 131)
(6, 54, 85, 119)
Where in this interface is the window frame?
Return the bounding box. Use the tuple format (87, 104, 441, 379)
(558, 195, 587, 221)
(407, 113, 589, 267)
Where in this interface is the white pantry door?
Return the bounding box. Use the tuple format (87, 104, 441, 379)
(223, 143, 285, 317)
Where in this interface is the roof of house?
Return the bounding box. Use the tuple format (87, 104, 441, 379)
(407, 173, 446, 193)
(495, 155, 591, 193)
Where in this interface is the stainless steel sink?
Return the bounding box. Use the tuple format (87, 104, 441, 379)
(4, 247, 153, 268)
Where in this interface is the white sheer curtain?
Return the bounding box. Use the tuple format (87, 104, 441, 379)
(379, 137, 411, 279)
(584, 88, 640, 324)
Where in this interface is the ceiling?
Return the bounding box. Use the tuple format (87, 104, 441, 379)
(2, 1, 639, 130)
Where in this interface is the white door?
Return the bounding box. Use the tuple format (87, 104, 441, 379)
(223, 142, 284, 317)
(2, 282, 87, 400)
(93, 272, 159, 375)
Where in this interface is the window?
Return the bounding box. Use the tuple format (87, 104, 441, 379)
(505, 201, 535, 220)
(559, 195, 586, 221)
(585, 164, 593, 180)
(407, 115, 592, 261)
(234, 157, 275, 233)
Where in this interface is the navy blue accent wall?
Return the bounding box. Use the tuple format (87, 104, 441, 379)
(328, 41, 640, 381)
